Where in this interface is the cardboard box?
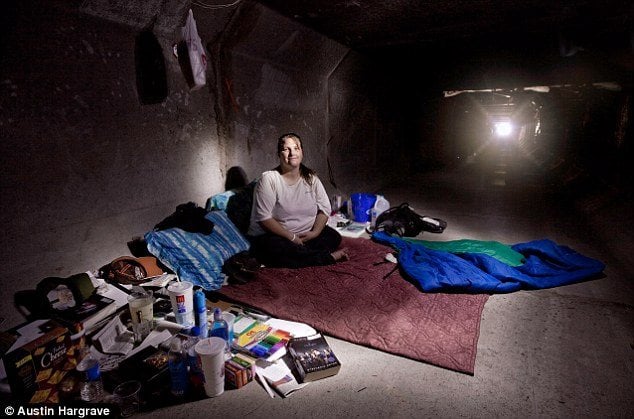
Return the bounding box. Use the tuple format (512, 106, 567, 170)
(1, 319, 72, 401)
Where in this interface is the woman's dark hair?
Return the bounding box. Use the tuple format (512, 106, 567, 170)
(276, 133, 315, 185)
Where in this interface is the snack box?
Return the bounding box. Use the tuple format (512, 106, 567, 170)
(1, 319, 74, 402)
(117, 345, 169, 386)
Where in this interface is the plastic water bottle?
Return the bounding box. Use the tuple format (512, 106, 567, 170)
(371, 195, 390, 228)
(168, 336, 189, 398)
(193, 288, 208, 338)
(76, 355, 104, 403)
(186, 328, 205, 397)
(209, 308, 229, 343)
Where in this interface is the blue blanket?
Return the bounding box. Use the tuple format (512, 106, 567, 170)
(372, 232, 605, 293)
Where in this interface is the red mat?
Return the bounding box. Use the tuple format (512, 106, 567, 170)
(219, 237, 489, 374)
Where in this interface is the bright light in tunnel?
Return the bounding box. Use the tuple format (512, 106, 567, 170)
(494, 121, 513, 137)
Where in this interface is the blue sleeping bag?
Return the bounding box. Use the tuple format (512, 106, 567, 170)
(372, 232, 605, 293)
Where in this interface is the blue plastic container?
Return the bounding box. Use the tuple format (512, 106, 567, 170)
(350, 193, 376, 223)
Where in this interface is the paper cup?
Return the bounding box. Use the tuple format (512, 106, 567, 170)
(167, 281, 194, 327)
(195, 337, 226, 397)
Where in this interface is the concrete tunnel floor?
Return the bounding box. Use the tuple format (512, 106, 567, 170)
(135, 165, 634, 418)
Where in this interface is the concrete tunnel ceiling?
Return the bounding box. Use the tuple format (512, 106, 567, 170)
(258, 0, 633, 89)
(257, 0, 632, 50)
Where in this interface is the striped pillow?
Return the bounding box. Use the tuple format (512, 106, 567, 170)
(145, 210, 250, 290)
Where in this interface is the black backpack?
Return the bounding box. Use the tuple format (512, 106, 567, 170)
(154, 202, 214, 234)
(374, 203, 447, 237)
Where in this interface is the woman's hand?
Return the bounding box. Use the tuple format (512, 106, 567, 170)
(289, 232, 304, 245)
(298, 230, 318, 242)
(298, 211, 328, 243)
(259, 218, 305, 245)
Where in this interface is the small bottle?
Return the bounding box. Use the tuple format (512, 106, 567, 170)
(209, 308, 229, 343)
(189, 326, 201, 339)
(193, 288, 208, 338)
(76, 354, 104, 403)
(168, 336, 189, 399)
(186, 328, 205, 397)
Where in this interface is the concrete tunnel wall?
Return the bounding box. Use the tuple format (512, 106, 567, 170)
(0, 1, 404, 325)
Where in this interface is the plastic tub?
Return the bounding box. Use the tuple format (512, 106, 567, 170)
(350, 193, 376, 223)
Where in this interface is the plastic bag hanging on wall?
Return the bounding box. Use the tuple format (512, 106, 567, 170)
(179, 9, 207, 90)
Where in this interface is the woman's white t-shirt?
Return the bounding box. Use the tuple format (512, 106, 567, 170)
(248, 170, 331, 236)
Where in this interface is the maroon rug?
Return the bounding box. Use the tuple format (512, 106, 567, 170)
(219, 238, 489, 374)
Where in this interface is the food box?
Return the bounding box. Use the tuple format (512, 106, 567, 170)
(1, 319, 73, 402)
(118, 345, 169, 385)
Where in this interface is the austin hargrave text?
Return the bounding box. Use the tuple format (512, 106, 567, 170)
(14, 405, 112, 417)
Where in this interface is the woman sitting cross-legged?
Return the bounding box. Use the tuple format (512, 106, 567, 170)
(247, 133, 348, 268)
